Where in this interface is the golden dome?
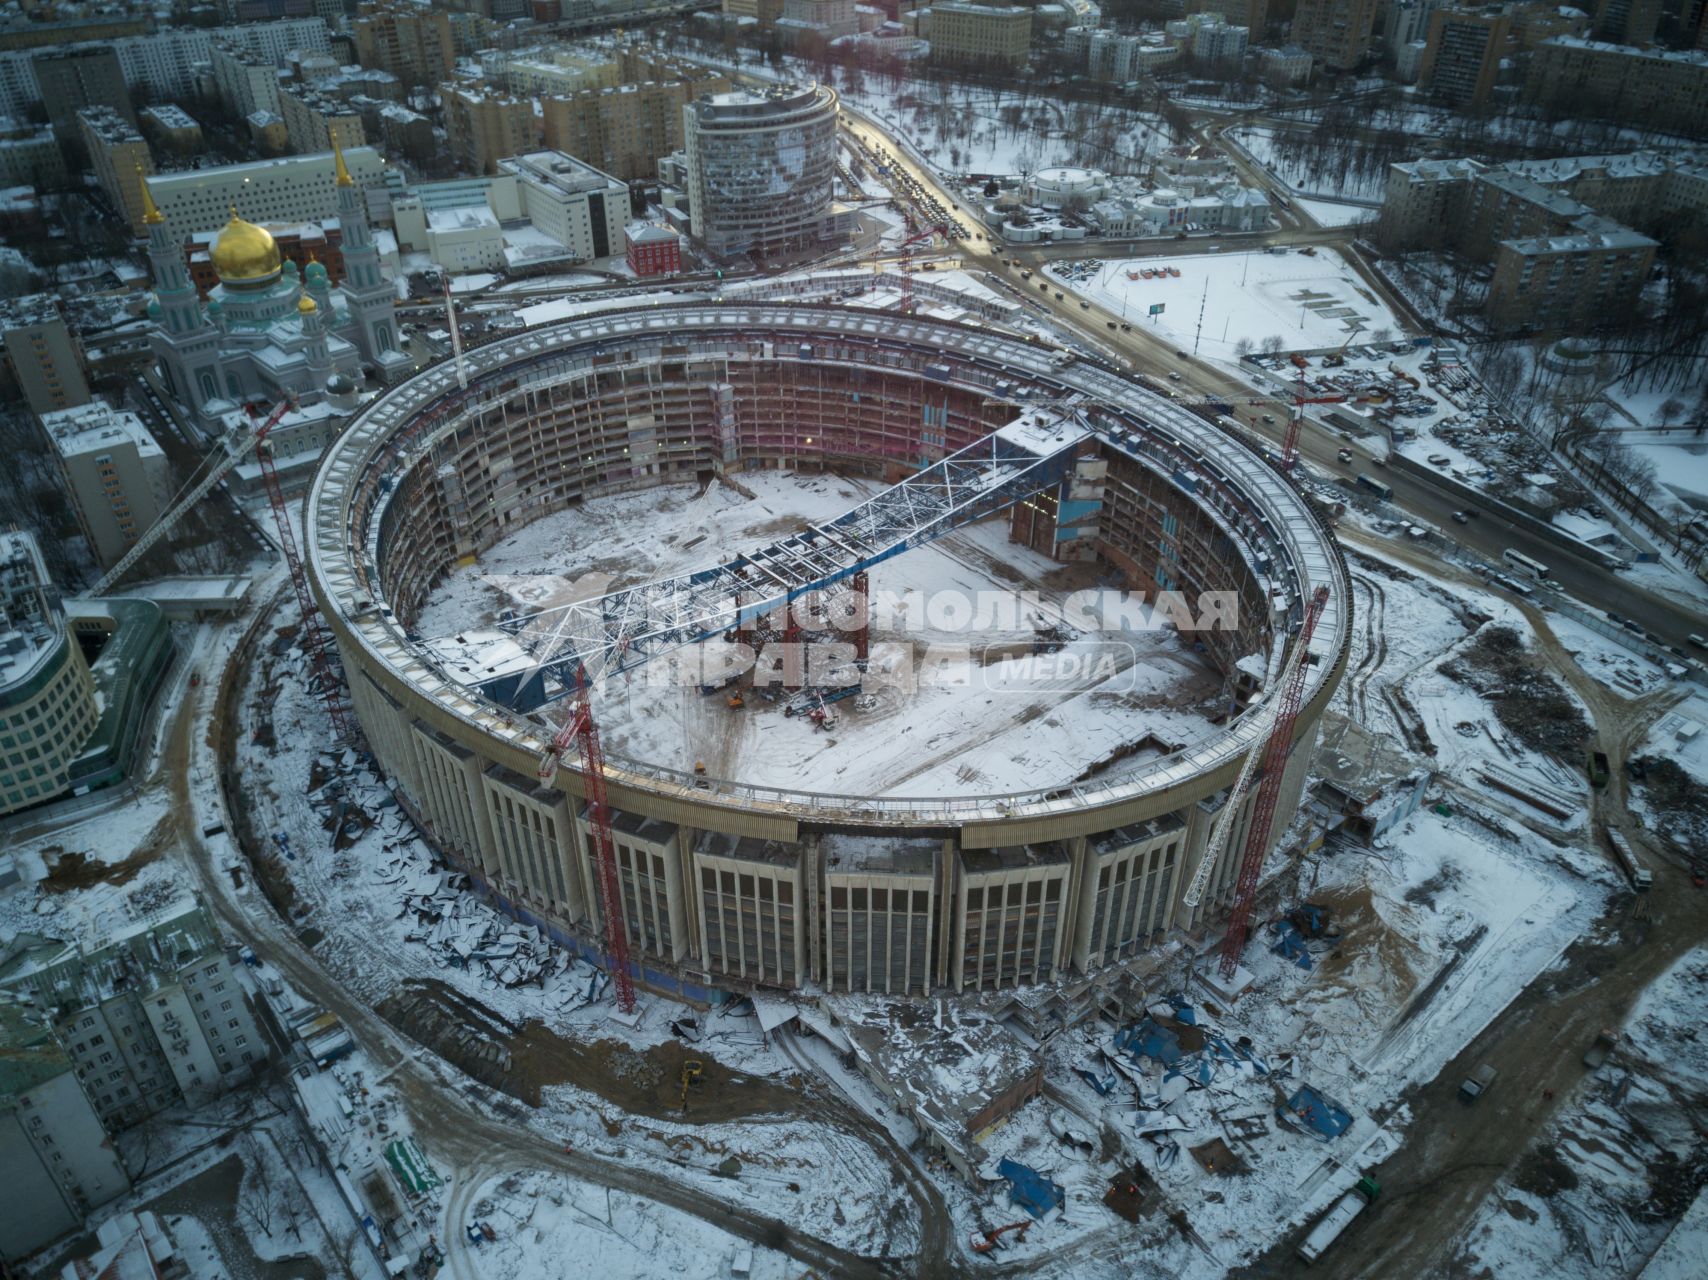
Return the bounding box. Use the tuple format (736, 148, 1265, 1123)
(210, 210, 281, 284)
(297, 295, 317, 314)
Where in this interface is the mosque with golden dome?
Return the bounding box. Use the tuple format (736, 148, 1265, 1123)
(143, 141, 405, 425)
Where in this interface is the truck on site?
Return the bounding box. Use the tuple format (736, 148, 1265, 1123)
(1583, 1029, 1618, 1070)
(1296, 1176, 1380, 1264)
(1587, 749, 1611, 788)
(1606, 829, 1652, 891)
(1460, 1063, 1497, 1101)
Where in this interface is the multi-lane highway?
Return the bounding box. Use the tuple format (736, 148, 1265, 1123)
(831, 105, 1703, 648)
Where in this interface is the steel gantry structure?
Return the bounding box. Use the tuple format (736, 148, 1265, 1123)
(483, 412, 1094, 712)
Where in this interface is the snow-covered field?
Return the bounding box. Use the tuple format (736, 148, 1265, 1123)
(417, 473, 1224, 798)
(1448, 947, 1708, 1278)
(1048, 249, 1403, 361)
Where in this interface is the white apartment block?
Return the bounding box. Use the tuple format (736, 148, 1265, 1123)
(0, 19, 331, 120)
(38, 403, 171, 571)
(0, 902, 269, 1133)
(0, 1003, 131, 1261)
(146, 147, 388, 243)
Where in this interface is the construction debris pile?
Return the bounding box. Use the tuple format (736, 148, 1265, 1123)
(376, 843, 572, 990)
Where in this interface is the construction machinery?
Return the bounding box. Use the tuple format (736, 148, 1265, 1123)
(85, 396, 353, 740)
(679, 1058, 703, 1112)
(537, 670, 636, 1015)
(969, 1222, 1032, 1255)
(1281, 348, 1380, 472)
(1181, 586, 1332, 979)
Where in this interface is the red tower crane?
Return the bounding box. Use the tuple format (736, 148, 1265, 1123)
(895, 224, 948, 314)
(538, 673, 636, 1015)
(251, 400, 354, 742)
(1217, 585, 1331, 979)
(1284, 352, 1373, 471)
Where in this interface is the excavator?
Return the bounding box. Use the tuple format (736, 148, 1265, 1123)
(969, 1221, 1032, 1254)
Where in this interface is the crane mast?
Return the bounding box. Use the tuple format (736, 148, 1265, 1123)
(538, 673, 635, 1015)
(1182, 585, 1329, 918)
(1216, 586, 1331, 979)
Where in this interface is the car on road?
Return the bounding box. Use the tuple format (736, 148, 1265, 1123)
(1690, 633, 1708, 649)
(1452, 511, 1469, 524)
(1168, 371, 1182, 381)
(1460, 1063, 1497, 1101)
(1120, 322, 1132, 331)
(1175, 349, 1190, 359)
(1336, 448, 1354, 463)
(1106, 321, 1117, 329)
(1079, 300, 1090, 309)
(1055, 291, 1064, 300)
(1262, 413, 1276, 424)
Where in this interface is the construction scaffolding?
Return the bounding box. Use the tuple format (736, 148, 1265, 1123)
(487, 414, 1093, 712)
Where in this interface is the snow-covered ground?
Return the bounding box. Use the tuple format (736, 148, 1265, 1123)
(416, 472, 1224, 798)
(1048, 249, 1404, 360)
(1448, 947, 1708, 1278)
(1294, 197, 1378, 228)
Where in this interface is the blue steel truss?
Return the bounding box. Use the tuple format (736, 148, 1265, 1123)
(481, 414, 1092, 712)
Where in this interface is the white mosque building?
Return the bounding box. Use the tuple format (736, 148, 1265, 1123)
(144, 141, 407, 428)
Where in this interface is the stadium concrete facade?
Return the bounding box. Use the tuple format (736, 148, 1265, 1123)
(306, 303, 1351, 1002)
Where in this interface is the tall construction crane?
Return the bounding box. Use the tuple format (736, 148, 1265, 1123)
(537, 671, 635, 1015)
(1181, 585, 1331, 980)
(1215, 585, 1330, 978)
(86, 399, 291, 598)
(891, 224, 948, 314)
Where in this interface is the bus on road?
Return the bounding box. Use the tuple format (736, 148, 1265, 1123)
(1502, 548, 1550, 581)
(1356, 473, 1393, 501)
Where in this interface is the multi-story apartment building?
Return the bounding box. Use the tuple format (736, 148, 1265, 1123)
(497, 48, 619, 96)
(1380, 149, 1698, 333)
(0, 532, 99, 815)
(0, 1002, 131, 1262)
(0, 117, 65, 188)
(211, 45, 284, 119)
(722, 0, 786, 23)
(0, 902, 270, 1132)
(0, 19, 331, 122)
(501, 151, 630, 262)
(541, 68, 731, 182)
(1590, 0, 1660, 44)
(77, 107, 155, 236)
(683, 83, 840, 258)
(353, 0, 456, 90)
(139, 105, 204, 157)
(926, 2, 1034, 70)
(1486, 223, 1655, 333)
(0, 293, 91, 415)
(778, 0, 861, 41)
(279, 83, 367, 155)
(1291, 0, 1379, 71)
(1420, 5, 1513, 105)
(39, 403, 171, 571)
(144, 146, 387, 244)
(31, 47, 132, 142)
(442, 83, 538, 175)
(1524, 37, 1708, 136)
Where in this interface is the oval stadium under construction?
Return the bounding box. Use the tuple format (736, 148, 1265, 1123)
(305, 301, 1351, 1002)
